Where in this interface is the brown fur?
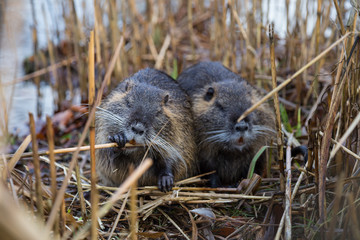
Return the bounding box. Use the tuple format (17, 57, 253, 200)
(95, 68, 197, 190)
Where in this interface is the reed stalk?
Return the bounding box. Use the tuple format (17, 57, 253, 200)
(29, 113, 44, 218)
(88, 30, 98, 240)
(269, 24, 285, 189)
(46, 116, 58, 235)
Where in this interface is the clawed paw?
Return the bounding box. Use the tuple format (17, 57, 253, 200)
(158, 174, 174, 192)
(108, 133, 127, 148)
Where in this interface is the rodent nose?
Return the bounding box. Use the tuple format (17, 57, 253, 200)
(235, 121, 249, 132)
(131, 123, 145, 135)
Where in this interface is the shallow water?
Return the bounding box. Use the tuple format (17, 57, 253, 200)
(0, 0, 85, 136)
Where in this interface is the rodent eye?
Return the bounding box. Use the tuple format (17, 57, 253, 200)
(204, 87, 215, 101)
(163, 94, 169, 105)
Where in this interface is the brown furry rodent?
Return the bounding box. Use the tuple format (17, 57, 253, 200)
(95, 68, 197, 192)
(178, 62, 276, 187)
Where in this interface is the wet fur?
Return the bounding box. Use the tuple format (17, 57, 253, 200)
(178, 62, 276, 186)
(95, 68, 196, 189)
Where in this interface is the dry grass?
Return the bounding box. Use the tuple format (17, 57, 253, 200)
(1, 0, 360, 239)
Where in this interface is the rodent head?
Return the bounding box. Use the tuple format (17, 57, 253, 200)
(97, 79, 171, 149)
(192, 79, 274, 151)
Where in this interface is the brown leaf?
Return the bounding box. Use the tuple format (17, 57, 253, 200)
(138, 232, 167, 239)
(52, 109, 73, 131)
(213, 227, 236, 237)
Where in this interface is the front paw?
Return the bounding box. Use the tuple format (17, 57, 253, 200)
(158, 173, 174, 192)
(108, 133, 127, 148)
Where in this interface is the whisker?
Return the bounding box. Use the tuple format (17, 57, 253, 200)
(95, 107, 125, 126)
(200, 131, 230, 145)
(252, 125, 276, 134)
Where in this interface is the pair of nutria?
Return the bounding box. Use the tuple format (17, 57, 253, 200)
(95, 62, 276, 191)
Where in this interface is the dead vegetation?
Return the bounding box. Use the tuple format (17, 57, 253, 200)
(1, 0, 360, 239)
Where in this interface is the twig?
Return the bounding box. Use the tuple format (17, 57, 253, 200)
(175, 170, 216, 185)
(158, 208, 191, 240)
(155, 34, 171, 69)
(176, 192, 271, 200)
(4, 142, 141, 159)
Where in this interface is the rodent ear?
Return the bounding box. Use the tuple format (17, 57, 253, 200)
(204, 87, 215, 101)
(125, 81, 133, 92)
(120, 80, 133, 92)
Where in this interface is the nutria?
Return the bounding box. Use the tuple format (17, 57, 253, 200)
(95, 68, 197, 192)
(178, 62, 276, 187)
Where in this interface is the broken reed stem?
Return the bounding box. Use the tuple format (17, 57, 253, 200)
(269, 23, 284, 189)
(29, 113, 44, 218)
(46, 117, 56, 202)
(317, 131, 360, 164)
(3, 135, 31, 179)
(73, 159, 153, 240)
(46, 116, 58, 235)
(46, 35, 125, 232)
(285, 138, 292, 240)
(88, 30, 98, 240)
(330, 112, 360, 159)
(237, 32, 351, 123)
(130, 172, 138, 240)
